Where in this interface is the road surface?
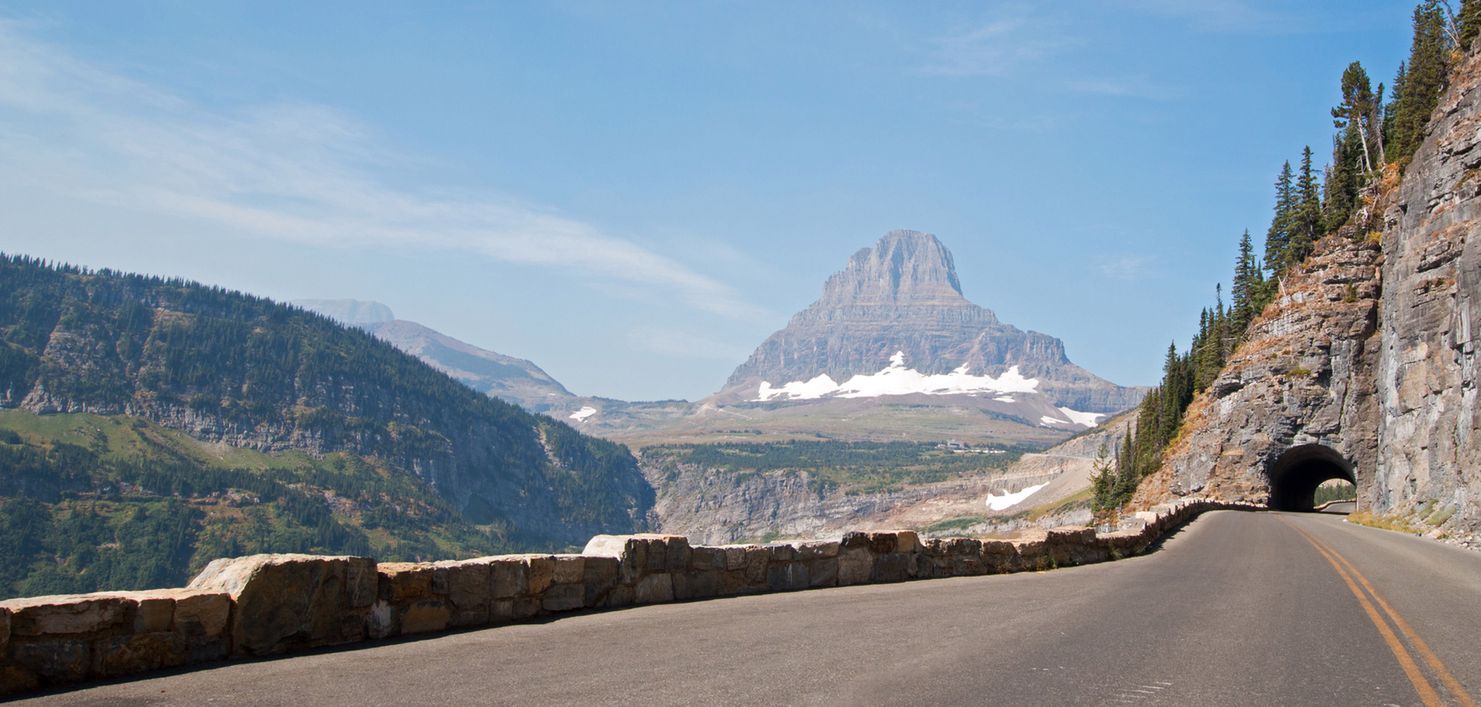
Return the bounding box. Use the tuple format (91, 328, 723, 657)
(21, 511, 1481, 705)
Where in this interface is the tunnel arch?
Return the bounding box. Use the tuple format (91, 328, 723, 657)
(1266, 444, 1356, 511)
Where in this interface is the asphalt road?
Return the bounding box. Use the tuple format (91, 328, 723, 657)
(20, 511, 1481, 706)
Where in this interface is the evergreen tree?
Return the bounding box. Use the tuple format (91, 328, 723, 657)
(1265, 161, 1295, 274)
(1294, 147, 1324, 262)
(1332, 61, 1378, 173)
(1231, 230, 1262, 335)
(1323, 128, 1364, 233)
(1389, 1, 1452, 161)
(1090, 438, 1118, 515)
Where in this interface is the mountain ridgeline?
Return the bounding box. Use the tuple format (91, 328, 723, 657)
(0, 256, 653, 559)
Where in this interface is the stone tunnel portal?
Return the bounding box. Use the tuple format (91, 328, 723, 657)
(1267, 444, 1356, 512)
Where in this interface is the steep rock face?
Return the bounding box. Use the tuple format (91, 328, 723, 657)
(1131, 224, 1383, 507)
(1374, 46, 1481, 535)
(721, 230, 1143, 413)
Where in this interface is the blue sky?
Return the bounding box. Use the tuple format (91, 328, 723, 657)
(0, 1, 1411, 400)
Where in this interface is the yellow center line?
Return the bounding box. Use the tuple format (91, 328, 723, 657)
(1282, 520, 1443, 707)
(1302, 524, 1477, 707)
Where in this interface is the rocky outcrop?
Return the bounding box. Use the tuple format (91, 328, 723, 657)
(0, 500, 1250, 696)
(720, 230, 1143, 413)
(1374, 45, 1481, 538)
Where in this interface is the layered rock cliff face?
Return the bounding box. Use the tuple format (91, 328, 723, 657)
(1375, 47, 1481, 532)
(1137, 44, 1481, 542)
(720, 230, 1143, 413)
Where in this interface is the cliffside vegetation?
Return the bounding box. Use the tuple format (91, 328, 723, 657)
(0, 256, 654, 596)
(1093, 0, 1472, 515)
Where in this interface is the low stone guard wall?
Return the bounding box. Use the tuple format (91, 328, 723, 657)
(0, 499, 1257, 695)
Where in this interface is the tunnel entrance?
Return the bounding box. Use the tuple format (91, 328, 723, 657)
(1267, 444, 1356, 512)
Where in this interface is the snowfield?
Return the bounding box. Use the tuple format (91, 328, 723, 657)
(569, 406, 597, 422)
(1056, 407, 1103, 427)
(756, 351, 1041, 402)
(985, 482, 1049, 511)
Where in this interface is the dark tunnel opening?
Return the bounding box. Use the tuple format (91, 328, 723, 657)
(1267, 444, 1356, 511)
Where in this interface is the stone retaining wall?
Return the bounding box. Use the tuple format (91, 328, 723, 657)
(0, 499, 1256, 696)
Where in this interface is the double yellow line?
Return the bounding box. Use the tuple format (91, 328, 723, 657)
(1286, 520, 1475, 707)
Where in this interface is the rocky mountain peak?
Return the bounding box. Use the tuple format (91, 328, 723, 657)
(721, 230, 1143, 414)
(818, 230, 967, 307)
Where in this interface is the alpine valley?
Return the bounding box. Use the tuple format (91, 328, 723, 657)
(300, 230, 1146, 544)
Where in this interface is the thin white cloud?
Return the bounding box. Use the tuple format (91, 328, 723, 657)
(1098, 254, 1155, 280)
(0, 19, 759, 319)
(922, 9, 1072, 77)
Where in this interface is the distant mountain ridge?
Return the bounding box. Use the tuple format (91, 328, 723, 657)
(291, 301, 577, 415)
(721, 230, 1142, 414)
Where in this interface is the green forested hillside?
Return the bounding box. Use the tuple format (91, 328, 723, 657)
(0, 255, 653, 597)
(0, 410, 504, 598)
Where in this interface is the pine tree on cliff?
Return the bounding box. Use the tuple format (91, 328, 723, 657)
(1333, 61, 1378, 174)
(1323, 128, 1364, 232)
(1213, 285, 1230, 366)
(1389, 1, 1452, 161)
(1231, 230, 1264, 334)
(1294, 147, 1323, 264)
(1265, 161, 1295, 274)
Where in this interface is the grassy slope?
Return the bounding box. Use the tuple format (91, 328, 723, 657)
(0, 409, 510, 600)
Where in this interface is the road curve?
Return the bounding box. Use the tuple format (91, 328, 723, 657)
(21, 511, 1481, 706)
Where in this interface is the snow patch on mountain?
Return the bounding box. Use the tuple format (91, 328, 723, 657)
(985, 482, 1048, 511)
(569, 406, 597, 423)
(1057, 407, 1103, 428)
(756, 351, 1040, 402)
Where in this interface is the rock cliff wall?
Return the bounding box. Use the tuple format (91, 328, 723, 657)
(1374, 45, 1481, 537)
